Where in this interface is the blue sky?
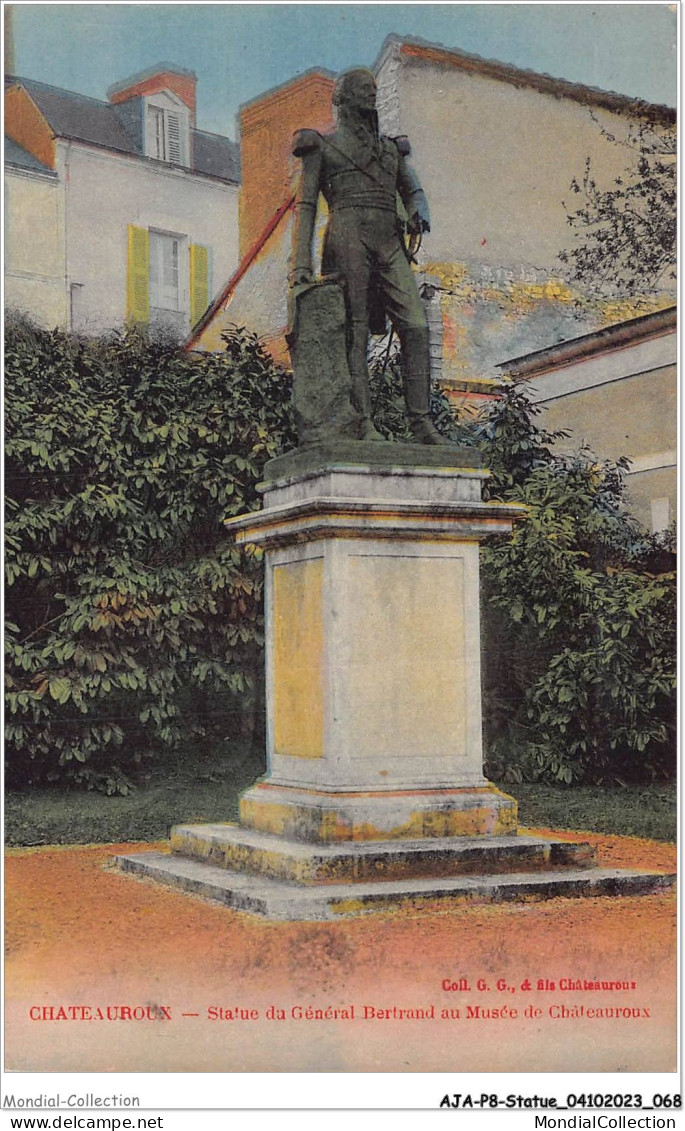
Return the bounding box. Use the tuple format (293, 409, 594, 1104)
(11, 3, 677, 139)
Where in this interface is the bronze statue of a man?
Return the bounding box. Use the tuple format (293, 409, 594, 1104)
(290, 67, 444, 444)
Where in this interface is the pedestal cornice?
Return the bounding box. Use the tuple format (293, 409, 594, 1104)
(225, 496, 527, 548)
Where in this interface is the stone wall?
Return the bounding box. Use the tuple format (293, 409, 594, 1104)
(505, 313, 676, 532)
(4, 167, 68, 328)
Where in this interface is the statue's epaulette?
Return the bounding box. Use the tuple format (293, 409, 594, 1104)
(390, 135, 411, 156)
(292, 129, 322, 157)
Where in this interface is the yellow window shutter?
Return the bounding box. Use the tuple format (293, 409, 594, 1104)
(127, 225, 149, 322)
(190, 243, 210, 327)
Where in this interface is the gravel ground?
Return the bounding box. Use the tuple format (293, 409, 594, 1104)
(5, 828, 676, 1073)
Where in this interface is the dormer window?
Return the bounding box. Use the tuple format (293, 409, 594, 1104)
(144, 91, 189, 166)
(147, 106, 166, 159)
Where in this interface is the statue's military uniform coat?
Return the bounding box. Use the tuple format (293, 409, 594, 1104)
(290, 86, 443, 445)
(292, 126, 430, 339)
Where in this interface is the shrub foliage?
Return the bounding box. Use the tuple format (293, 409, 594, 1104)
(5, 318, 295, 792)
(369, 347, 674, 785)
(466, 386, 676, 785)
(5, 318, 676, 790)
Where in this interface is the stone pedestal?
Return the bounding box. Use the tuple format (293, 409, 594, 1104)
(116, 444, 675, 918)
(235, 443, 519, 840)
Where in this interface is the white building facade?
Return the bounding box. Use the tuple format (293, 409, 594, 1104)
(5, 64, 240, 338)
(499, 307, 677, 533)
(5, 137, 67, 327)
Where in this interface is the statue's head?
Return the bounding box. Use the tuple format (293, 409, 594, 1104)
(333, 68, 377, 114)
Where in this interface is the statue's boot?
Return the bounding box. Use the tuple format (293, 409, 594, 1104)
(358, 417, 385, 441)
(401, 326, 445, 445)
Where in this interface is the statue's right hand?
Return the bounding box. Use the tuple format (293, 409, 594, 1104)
(289, 267, 314, 288)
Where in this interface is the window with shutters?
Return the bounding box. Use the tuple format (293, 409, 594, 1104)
(127, 225, 150, 323)
(147, 106, 166, 161)
(166, 113, 183, 164)
(128, 226, 209, 335)
(149, 231, 180, 312)
(189, 244, 210, 327)
(144, 94, 189, 166)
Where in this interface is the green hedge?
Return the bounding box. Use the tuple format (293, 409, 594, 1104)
(463, 385, 676, 785)
(5, 317, 295, 792)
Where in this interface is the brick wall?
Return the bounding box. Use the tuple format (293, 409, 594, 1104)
(5, 85, 56, 169)
(239, 71, 335, 256)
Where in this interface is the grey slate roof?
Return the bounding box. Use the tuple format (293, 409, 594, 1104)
(6, 76, 241, 184)
(5, 135, 57, 176)
(193, 129, 241, 183)
(19, 77, 140, 155)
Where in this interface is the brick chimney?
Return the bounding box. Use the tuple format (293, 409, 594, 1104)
(107, 63, 197, 127)
(239, 69, 335, 256)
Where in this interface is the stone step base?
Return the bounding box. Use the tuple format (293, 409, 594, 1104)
(170, 823, 597, 884)
(114, 851, 675, 922)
